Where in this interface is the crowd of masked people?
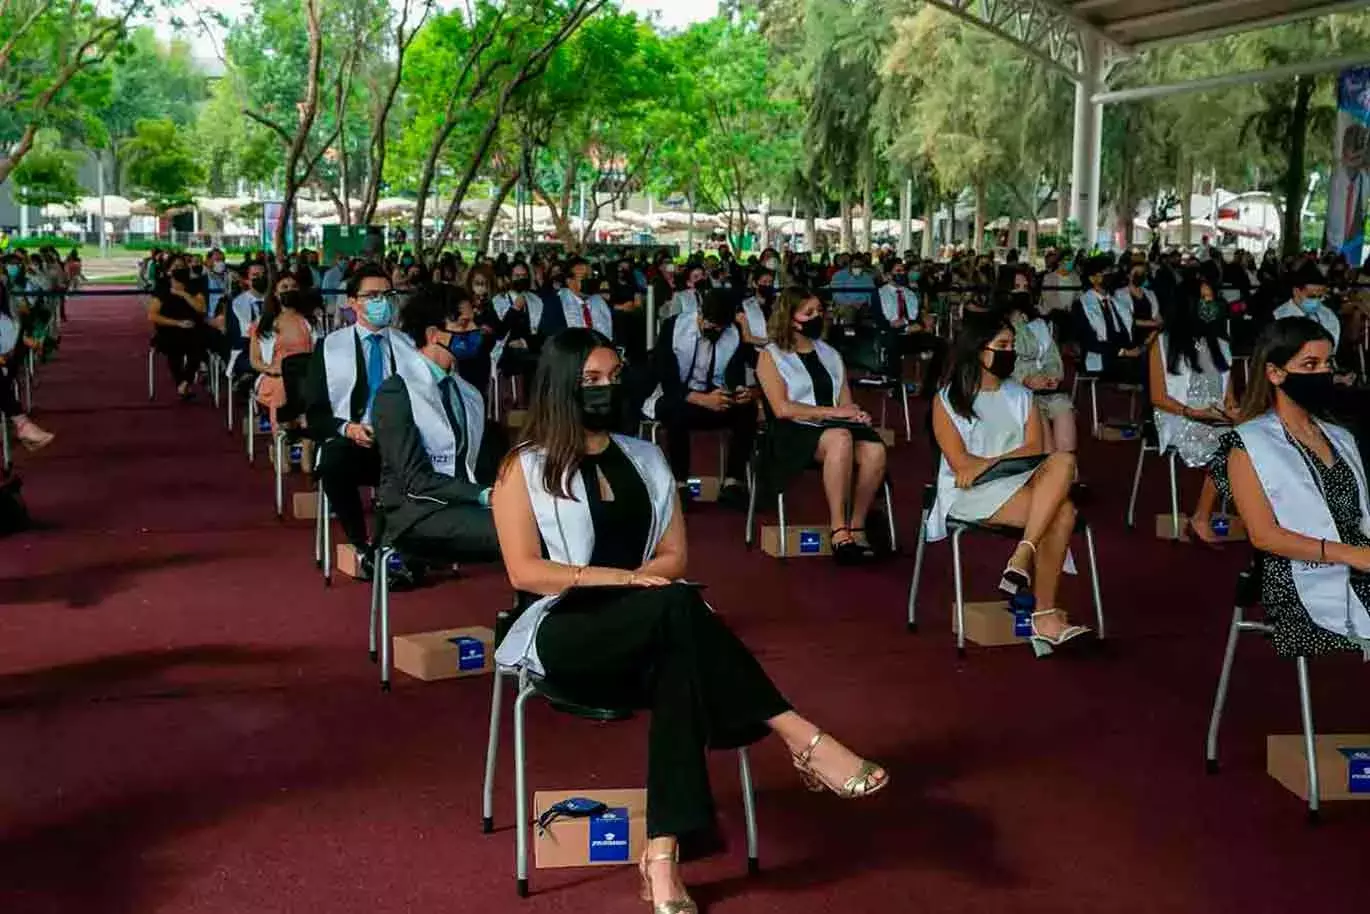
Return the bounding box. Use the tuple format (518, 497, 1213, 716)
(133, 236, 1370, 913)
(0, 245, 73, 452)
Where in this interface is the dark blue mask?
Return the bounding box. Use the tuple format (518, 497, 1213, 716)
(445, 329, 483, 361)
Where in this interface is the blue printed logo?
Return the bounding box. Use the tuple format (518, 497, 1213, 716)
(1211, 516, 1230, 537)
(450, 636, 485, 672)
(799, 531, 821, 554)
(687, 477, 702, 497)
(588, 807, 630, 862)
(1339, 748, 1370, 794)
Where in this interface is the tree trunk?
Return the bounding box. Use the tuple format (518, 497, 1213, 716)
(1027, 217, 1039, 261)
(478, 171, 518, 254)
(803, 198, 816, 253)
(861, 166, 873, 254)
(1178, 158, 1194, 247)
(1056, 167, 1069, 238)
(973, 179, 987, 252)
(1117, 116, 1135, 248)
(1281, 75, 1315, 258)
(921, 196, 934, 258)
(275, 0, 325, 257)
(839, 197, 852, 252)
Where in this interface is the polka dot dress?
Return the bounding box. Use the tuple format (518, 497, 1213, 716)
(1211, 430, 1370, 658)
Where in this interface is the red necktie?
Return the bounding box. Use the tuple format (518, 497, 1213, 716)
(582, 299, 593, 329)
(896, 289, 908, 322)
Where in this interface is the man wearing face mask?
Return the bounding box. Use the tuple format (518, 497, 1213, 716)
(491, 262, 546, 391)
(831, 254, 876, 317)
(877, 259, 946, 397)
(547, 257, 614, 338)
(646, 290, 755, 506)
(227, 262, 271, 376)
(322, 252, 349, 324)
(668, 263, 707, 318)
(738, 267, 777, 349)
(305, 264, 401, 579)
(1274, 262, 1343, 348)
(371, 286, 501, 570)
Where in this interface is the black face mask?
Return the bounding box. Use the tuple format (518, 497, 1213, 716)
(578, 383, 622, 432)
(1278, 371, 1336, 415)
(171, 268, 191, 285)
(250, 276, 269, 294)
(797, 316, 824, 340)
(757, 286, 776, 302)
(512, 277, 531, 292)
(986, 349, 1017, 379)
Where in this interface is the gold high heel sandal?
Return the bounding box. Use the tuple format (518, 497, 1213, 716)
(638, 847, 698, 914)
(791, 731, 889, 799)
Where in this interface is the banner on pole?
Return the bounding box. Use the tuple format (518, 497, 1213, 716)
(1327, 67, 1370, 265)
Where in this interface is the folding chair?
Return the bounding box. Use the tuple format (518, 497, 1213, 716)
(1205, 558, 1323, 823)
(1, 415, 10, 474)
(639, 416, 729, 484)
(147, 344, 157, 402)
(1125, 418, 1182, 537)
(482, 609, 760, 898)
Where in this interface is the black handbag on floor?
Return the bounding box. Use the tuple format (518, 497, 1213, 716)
(0, 471, 30, 536)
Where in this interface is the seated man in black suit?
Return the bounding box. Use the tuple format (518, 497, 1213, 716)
(373, 286, 501, 568)
(305, 263, 399, 580)
(646, 288, 756, 507)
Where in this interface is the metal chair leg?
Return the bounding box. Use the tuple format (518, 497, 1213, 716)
(482, 668, 506, 833)
(952, 527, 967, 657)
(744, 458, 758, 549)
(1084, 524, 1105, 640)
(900, 378, 912, 442)
(273, 433, 286, 520)
(147, 349, 156, 401)
(368, 547, 380, 662)
(776, 492, 788, 558)
(513, 677, 533, 898)
(226, 374, 235, 432)
(379, 547, 393, 691)
(1205, 605, 1243, 773)
(1126, 439, 1147, 529)
(1090, 380, 1100, 437)
(882, 480, 897, 552)
(1296, 656, 1320, 821)
(906, 509, 928, 632)
(314, 484, 324, 568)
(1167, 451, 1181, 539)
(738, 747, 759, 875)
(321, 489, 333, 586)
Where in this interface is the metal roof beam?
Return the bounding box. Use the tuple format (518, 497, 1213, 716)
(1133, 0, 1370, 51)
(921, 0, 1087, 79)
(1093, 51, 1370, 103)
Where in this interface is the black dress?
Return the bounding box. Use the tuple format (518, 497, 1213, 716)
(153, 290, 206, 386)
(765, 348, 883, 493)
(1211, 429, 1370, 657)
(533, 441, 791, 847)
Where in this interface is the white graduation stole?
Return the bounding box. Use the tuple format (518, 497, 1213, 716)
(1238, 411, 1370, 638)
(559, 288, 612, 335)
(494, 435, 676, 676)
(879, 285, 920, 323)
(323, 324, 394, 424)
(1079, 289, 1133, 372)
(740, 296, 768, 340)
(765, 341, 844, 424)
(391, 334, 484, 483)
(494, 291, 544, 332)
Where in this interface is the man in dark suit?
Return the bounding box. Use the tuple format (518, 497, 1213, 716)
(305, 263, 398, 579)
(372, 287, 500, 564)
(648, 288, 755, 506)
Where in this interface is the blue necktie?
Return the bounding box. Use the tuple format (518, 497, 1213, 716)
(365, 333, 386, 415)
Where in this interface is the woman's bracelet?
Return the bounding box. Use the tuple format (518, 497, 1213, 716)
(571, 565, 586, 588)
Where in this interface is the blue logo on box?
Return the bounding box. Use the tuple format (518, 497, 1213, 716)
(1010, 592, 1035, 638)
(687, 477, 702, 497)
(257, 415, 272, 434)
(1338, 748, 1370, 794)
(449, 636, 485, 672)
(1211, 516, 1230, 537)
(289, 443, 303, 463)
(799, 531, 821, 554)
(588, 807, 630, 862)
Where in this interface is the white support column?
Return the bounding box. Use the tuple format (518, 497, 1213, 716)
(899, 179, 913, 254)
(1070, 34, 1103, 249)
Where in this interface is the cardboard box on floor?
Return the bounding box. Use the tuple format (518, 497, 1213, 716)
(336, 543, 363, 578)
(1267, 734, 1370, 802)
(534, 788, 647, 869)
(876, 427, 897, 448)
(1096, 421, 1141, 443)
(760, 526, 831, 558)
(952, 601, 1030, 647)
(684, 476, 721, 503)
(506, 409, 529, 431)
(392, 626, 495, 681)
(293, 491, 317, 520)
(1154, 513, 1248, 543)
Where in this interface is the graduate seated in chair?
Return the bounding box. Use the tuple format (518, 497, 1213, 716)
(645, 289, 756, 508)
(875, 257, 946, 395)
(1073, 256, 1143, 383)
(372, 285, 501, 570)
(755, 287, 888, 563)
(930, 315, 1091, 648)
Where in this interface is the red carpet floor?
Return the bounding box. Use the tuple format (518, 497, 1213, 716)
(2, 293, 1367, 914)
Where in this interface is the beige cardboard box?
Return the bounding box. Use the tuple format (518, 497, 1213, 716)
(760, 525, 831, 557)
(392, 626, 495, 682)
(951, 600, 1027, 647)
(506, 408, 529, 430)
(533, 788, 647, 869)
(1155, 513, 1247, 543)
(683, 476, 721, 503)
(293, 490, 318, 520)
(336, 543, 363, 578)
(876, 427, 897, 448)
(1267, 734, 1370, 802)
(1096, 422, 1141, 443)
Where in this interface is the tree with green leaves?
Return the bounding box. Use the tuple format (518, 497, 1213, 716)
(10, 128, 84, 208)
(124, 117, 206, 212)
(0, 0, 149, 185)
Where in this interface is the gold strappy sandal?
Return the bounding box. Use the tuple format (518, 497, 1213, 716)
(638, 846, 697, 914)
(791, 731, 889, 799)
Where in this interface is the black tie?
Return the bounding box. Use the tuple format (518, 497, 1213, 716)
(438, 376, 467, 464)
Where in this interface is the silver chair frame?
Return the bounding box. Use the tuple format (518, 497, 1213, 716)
(482, 664, 760, 898)
(1, 415, 10, 473)
(1126, 437, 1181, 537)
(147, 347, 157, 401)
(744, 454, 897, 556)
(906, 502, 1106, 656)
(1205, 586, 1321, 822)
(313, 448, 332, 586)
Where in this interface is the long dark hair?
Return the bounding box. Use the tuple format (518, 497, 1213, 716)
(504, 327, 617, 499)
(1239, 317, 1336, 421)
(257, 289, 305, 339)
(944, 313, 1013, 420)
(1163, 280, 1229, 376)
